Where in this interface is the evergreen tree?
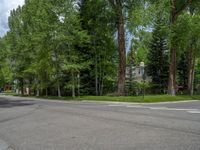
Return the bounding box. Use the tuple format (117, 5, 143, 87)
(177, 52, 188, 92)
(147, 19, 169, 93)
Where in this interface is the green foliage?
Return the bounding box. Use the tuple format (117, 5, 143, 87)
(195, 59, 200, 94)
(0, 0, 200, 96)
(128, 30, 151, 66)
(146, 18, 169, 93)
(79, 0, 117, 95)
(3, 0, 90, 96)
(177, 52, 188, 91)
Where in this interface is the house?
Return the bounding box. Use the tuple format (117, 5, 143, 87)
(126, 65, 151, 82)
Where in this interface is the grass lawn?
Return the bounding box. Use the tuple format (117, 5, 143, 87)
(78, 95, 200, 103)
(1, 92, 200, 103)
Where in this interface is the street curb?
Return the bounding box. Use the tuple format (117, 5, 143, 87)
(0, 95, 199, 105)
(82, 100, 199, 105)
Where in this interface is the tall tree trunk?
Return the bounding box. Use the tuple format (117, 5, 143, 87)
(100, 81, 104, 96)
(191, 59, 195, 95)
(168, 8, 178, 95)
(168, 47, 177, 95)
(72, 86, 75, 98)
(77, 73, 80, 97)
(45, 88, 48, 97)
(36, 89, 40, 97)
(99, 59, 102, 96)
(188, 48, 195, 95)
(187, 9, 195, 95)
(58, 83, 61, 97)
(93, 33, 99, 96)
(100, 71, 104, 96)
(71, 71, 75, 98)
(20, 78, 24, 95)
(28, 79, 32, 96)
(36, 78, 40, 96)
(95, 50, 99, 96)
(168, 0, 193, 95)
(108, 0, 126, 96)
(117, 6, 126, 96)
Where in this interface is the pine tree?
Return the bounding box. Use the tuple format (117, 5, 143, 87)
(147, 19, 169, 94)
(177, 52, 188, 92)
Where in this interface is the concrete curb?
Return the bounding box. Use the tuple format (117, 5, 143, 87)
(82, 100, 199, 105)
(0, 95, 199, 105)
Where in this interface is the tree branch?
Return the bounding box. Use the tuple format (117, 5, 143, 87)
(175, 0, 193, 15)
(170, 0, 175, 9)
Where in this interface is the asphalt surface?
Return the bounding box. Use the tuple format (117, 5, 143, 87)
(0, 95, 200, 150)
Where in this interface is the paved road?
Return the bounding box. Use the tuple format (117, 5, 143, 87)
(0, 95, 200, 150)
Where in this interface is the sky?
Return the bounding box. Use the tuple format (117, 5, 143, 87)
(0, 0, 24, 37)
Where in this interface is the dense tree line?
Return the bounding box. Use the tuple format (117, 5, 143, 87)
(0, 0, 200, 96)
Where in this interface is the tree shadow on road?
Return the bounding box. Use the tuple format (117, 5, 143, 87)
(0, 98, 35, 108)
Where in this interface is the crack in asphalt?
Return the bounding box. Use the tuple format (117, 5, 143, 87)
(0, 105, 42, 124)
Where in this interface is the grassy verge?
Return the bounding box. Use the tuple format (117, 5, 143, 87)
(0, 92, 18, 96)
(78, 95, 200, 103)
(1, 93, 200, 103)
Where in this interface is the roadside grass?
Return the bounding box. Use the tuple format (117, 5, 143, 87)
(77, 95, 200, 103)
(1, 92, 200, 103)
(0, 92, 18, 96)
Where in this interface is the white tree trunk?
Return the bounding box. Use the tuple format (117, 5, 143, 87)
(58, 84, 61, 97)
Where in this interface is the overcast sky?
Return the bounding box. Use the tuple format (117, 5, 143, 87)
(0, 0, 24, 37)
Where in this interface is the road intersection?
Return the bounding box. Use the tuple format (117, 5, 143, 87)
(0, 95, 200, 150)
